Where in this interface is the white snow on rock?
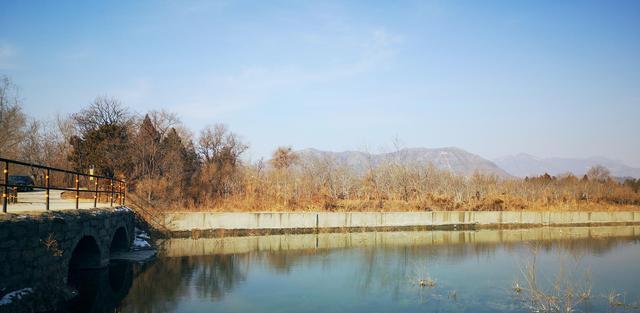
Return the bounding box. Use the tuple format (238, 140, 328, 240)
(114, 206, 132, 212)
(133, 238, 151, 249)
(135, 228, 150, 240)
(131, 227, 152, 249)
(0, 288, 33, 306)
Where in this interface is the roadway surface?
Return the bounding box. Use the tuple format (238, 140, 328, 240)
(3, 190, 116, 213)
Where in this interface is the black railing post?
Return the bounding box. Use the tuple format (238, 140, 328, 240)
(45, 168, 50, 211)
(118, 182, 124, 205)
(3, 161, 8, 213)
(116, 182, 121, 206)
(94, 177, 99, 208)
(110, 179, 114, 207)
(75, 174, 80, 209)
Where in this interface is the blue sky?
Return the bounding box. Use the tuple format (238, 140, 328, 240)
(1, 0, 639, 165)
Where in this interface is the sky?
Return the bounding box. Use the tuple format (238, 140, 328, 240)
(1, 0, 639, 166)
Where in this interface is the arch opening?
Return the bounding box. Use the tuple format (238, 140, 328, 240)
(110, 227, 129, 255)
(69, 236, 102, 269)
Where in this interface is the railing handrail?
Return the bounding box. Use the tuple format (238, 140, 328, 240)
(1, 157, 126, 213)
(0, 157, 125, 183)
(125, 192, 171, 235)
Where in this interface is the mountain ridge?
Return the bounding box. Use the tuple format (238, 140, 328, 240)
(297, 147, 511, 177)
(493, 154, 640, 178)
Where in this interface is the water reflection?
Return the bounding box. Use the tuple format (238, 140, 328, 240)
(116, 255, 248, 313)
(57, 262, 133, 313)
(157, 226, 640, 258)
(61, 226, 640, 313)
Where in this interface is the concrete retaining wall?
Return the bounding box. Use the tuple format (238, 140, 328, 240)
(163, 211, 640, 232)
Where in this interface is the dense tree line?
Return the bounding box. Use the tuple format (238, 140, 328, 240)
(1, 75, 639, 212)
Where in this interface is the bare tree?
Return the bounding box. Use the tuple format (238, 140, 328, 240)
(72, 96, 132, 134)
(586, 165, 610, 182)
(19, 119, 44, 165)
(68, 97, 133, 177)
(146, 110, 180, 138)
(196, 124, 248, 199)
(197, 124, 247, 164)
(0, 76, 26, 157)
(270, 146, 299, 169)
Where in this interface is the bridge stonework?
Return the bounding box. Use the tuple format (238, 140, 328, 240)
(0, 208, 135, 295)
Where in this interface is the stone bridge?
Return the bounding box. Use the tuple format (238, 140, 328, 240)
(0, 207, 135, 296)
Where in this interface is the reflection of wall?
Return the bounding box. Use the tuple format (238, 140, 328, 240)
(158, 226, 640, 257)
(164, 211, 640, 232)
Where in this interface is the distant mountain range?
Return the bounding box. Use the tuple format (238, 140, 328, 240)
(296, 148, 640, 179)
(493, 154, 640, 179)
(298, 147, 511, 177)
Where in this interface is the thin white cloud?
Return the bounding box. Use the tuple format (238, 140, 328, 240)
(0, 42, 18, 69)
(179, 27, 403, 119)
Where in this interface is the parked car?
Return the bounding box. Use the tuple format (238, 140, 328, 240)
(8, 175, 35, 192)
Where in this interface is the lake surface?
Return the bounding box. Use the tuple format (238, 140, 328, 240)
(62, 226, 640, 313)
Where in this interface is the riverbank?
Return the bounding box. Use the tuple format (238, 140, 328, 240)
(162, 211, 640, 237)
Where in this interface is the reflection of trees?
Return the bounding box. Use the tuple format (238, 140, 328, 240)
(118, 255, 248, 313)
(533, 236, 634, 257)
(118, 259, 189, 313)
(260, 249, 331, 274)
(190, 255, 247, 299)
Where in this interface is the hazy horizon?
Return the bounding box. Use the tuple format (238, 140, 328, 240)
(1, 0, 639, 166)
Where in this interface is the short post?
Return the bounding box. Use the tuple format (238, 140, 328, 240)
(2, 161, 8, 213)
(75, 174, 80, 209)
(116, 182, 121, 205)
(45, 168, 50, 211)
(119, 182, 123, 206)
(94, 177, 99, 208)
(110, 179, 114, 207)
(122, 182, 126, 206)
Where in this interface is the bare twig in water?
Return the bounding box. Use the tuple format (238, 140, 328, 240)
(408, 262, 437, 289)
(607, 290, 625, 307)
(448, 290, 457, 301)
(514, 244, 593, 313)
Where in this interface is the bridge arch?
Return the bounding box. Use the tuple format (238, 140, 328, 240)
(110, 226, 130, 255)
(69, 235, 102, 269)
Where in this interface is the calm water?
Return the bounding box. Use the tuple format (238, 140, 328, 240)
(63, 226, 640, 313)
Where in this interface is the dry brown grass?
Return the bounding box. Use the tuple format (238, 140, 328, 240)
(158, 195, 640, 213)
(134, 155, 640, 213)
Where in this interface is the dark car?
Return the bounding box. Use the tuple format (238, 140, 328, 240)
(8, 175, 35, 192)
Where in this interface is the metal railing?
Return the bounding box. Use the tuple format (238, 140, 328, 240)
(126, 192, 171, 236)
(1, 157, 126, 213)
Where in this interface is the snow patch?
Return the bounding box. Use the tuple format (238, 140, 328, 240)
(0, 288, 33, 306)
(133, 238, 151, 249)
(114, 206, 132, 212)
(132, 227, 152, 249)
(136, 232, 150, 240)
